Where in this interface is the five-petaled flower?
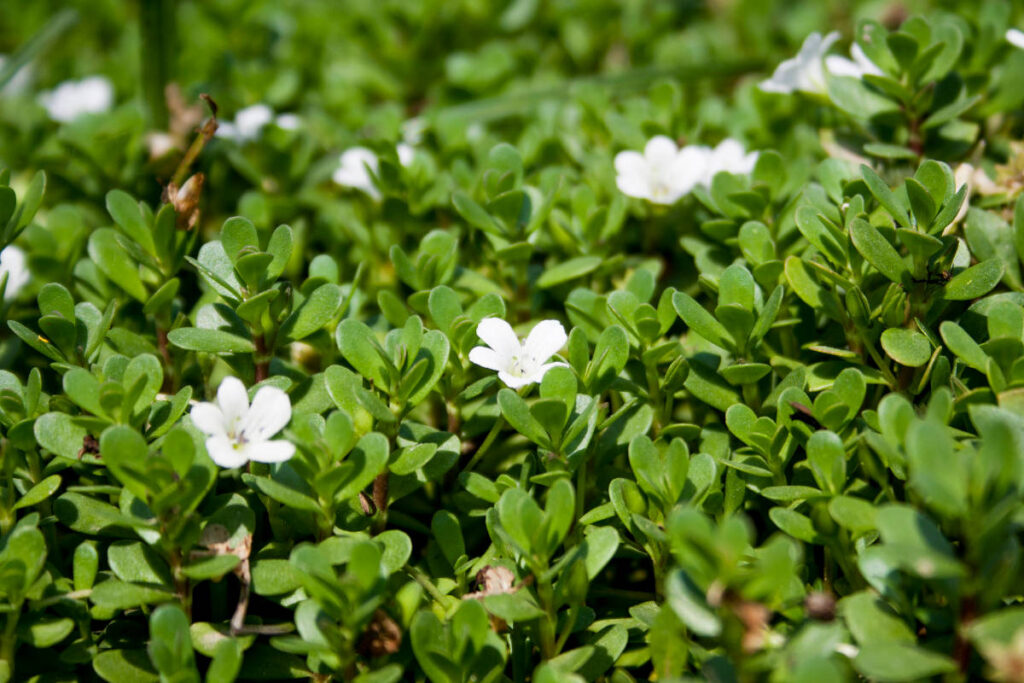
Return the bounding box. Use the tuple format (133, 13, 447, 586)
(700, 139, 760, 186)
(614, 136, 708, 205)
(38, 76, 114, 123)
(469, 318, 568, 389)
(190, 377, 295, 468)
(759, 31, 840, 95)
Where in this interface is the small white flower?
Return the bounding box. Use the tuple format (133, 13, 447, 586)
(826, 43, 883, 79)
(702, 138, 759, 185)
(275, 113, 301, 130)
(397, 142, 415, 167)
(190, 377, 295, 468)
(0, 246, 29, 301)
(615, 136, 708, 204)
(469, 318, 568, 389)
(401, 117, 426, 146)
(38, 76, 113, 123)
(332, 147, 380, 200)
(759, 31, 840, 95)
(1008, 28, 1024, 50)
(217, 104, 274, 142)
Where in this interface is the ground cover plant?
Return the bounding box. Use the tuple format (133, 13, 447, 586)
(2, 0, 1024, 681)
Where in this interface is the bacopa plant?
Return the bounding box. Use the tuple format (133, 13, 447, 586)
(3, 1, 1024, 682)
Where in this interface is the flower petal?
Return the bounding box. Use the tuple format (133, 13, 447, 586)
(529, 361, 570, 384)
(643, 136, 679, 167)
(189, 402, 227, 439)
(497, 370, 534, 389)
(614, 151, 651, 199)
(246, 440, 296, 464)
(216, 377, 249, 435)
(468, 346, 506, 372)
(241, 385, 292, 442)
(206, 435, 249, 469)
(825, 55, 861, 78)
(1009, 28, 1024, 50)
(523, 320, 568, 363)
(476, 318, 520, 359)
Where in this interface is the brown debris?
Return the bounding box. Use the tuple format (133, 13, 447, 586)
(805, 591, 837, 621)
(77, 434, 100, 459)
(357, 610, 402, 658)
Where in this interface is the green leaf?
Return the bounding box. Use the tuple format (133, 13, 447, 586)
(106, 190, 156, 255)
(852, 642, 956, 681)
(167, 327, 254, 354)
(943, 259, 1003, 300)
(673, 291, 730, 350)
(880, 328, 931, 367)
(665, 570, 720, 637)
(537, 256, 603, 288)
(90, 579, 174, 610)
(13, 474, 61, 510)
(850, 219, 908, 285)
(279, 284, 343, 342)
(88, 228, 148, 302)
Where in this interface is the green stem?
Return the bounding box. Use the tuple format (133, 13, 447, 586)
(0, 600, 21, 675)
(406, 565, 449, 606)
(464, 415, 506, 472)
(139, 0, 175, 129)
(535, 577, 557, 660)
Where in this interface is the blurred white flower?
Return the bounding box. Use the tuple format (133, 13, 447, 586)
(615, 136, 708, 204)
(190, 377, 295, 468)
(332, 147, 380, 200)
(38, 76, 113, 123)
(401, 117, 426, 145)
(469, 318, 568, 389)
(702, 138, 759, 185)
(759, 31, 840, 95)
(397, 142, 415, 167)
(0, 246, 29, 301)
(949, 163, 999, 231)
(1008, 29, 1024, 50)
(826, 43, 883, 79)
(216, 104, 274, 142)
(275, 113, 301, 130)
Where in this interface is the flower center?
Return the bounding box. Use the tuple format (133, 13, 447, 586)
(508, 351, 537, 378)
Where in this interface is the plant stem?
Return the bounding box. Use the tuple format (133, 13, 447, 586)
(464, 415, 506, 472)
(406, 565, 448, 607)
(139, 0, 175, 130)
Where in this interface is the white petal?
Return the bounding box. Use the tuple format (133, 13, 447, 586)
(397, 143, 415, 167)
(215, 122, 240, 140)
(0, 246, 28, 300)
(1009, 28, 1024, 49)
(851, 44, 883, 76)
(206, 435, 249, 468)
(643, 136, 679, 167)
(245, 440, 296, 464)
(528, 361, 570, 384)
(189, 402, 227, 439)
(240, 386, 291, 442)
(275, 113, 301, 130)
(476, 318, 520, 359)
(216, 377, 249, 435)
(825, 55, 862, 78)
(234, 104, 273, 139)
(759, 58, 802, 93)
(672, 145, 711, 191)
(523, 320, 568, 363)
(497, 370, 534, 389)
(468, 346, 506, 372)
(614, 151, 651, 199)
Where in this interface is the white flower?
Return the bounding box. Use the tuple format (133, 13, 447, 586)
(190, 377, 295, 468)
(38, 76, 113, 123)
(332, 147, 380, 200)
(469, 318, 568, 389)
(0, 246, 29, 300)
(702, 138, 759, 184)
(216, 104, 274, 142)
(275, 113, 301, 130)
(1008, 29, 1024, 50)
(401, 117, 426, 146)
(615, 136, 708, 205)
(397, 142, 415, 167)
(826, 43, 883, 79)
(759, 31, 840, 95)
